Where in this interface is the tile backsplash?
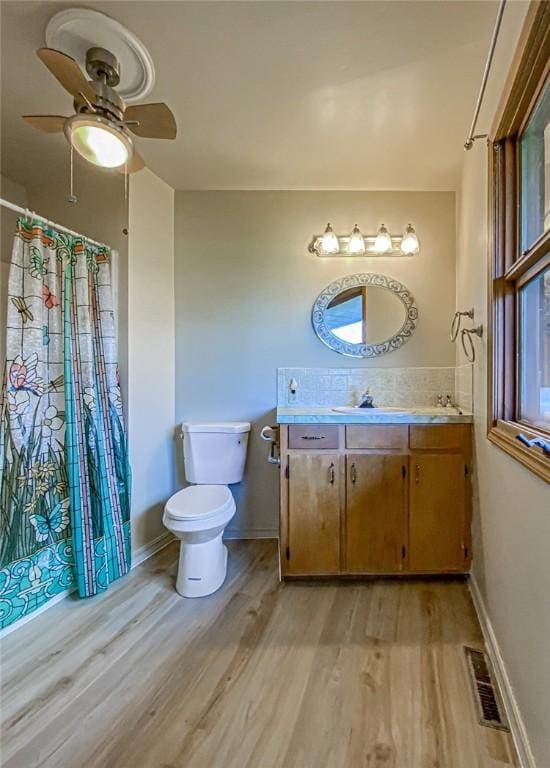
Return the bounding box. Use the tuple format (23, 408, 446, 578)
(278, 365, 473, 410)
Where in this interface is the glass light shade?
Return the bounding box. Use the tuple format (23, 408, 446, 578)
(348, 224, 366, 255)
(320, 222, 340, 254)
(373, 224, 393, 254)
(400, 224, 420, 254)
(65, 116, 133, 169)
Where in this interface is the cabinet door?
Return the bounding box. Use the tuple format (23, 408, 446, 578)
(345, 454, 407, 573)
(409, 453, 467, 572)
(287, 453, 342, 575)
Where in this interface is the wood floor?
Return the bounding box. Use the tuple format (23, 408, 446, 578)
(1, 540, 517, 768)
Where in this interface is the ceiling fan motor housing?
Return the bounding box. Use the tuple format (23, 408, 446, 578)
(74, 82, 126, 124)
(86, 47, 120, 86)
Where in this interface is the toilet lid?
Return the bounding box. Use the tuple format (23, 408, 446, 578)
(165, 485, 234, 521)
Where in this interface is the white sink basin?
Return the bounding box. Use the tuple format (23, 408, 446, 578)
(332, 406, 412, 415)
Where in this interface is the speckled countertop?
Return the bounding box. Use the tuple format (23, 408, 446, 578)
(276, 406, 473, 424)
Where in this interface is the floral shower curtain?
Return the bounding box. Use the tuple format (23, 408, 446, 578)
(0, 218, 131, 629)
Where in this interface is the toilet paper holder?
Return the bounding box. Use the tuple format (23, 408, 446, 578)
(261, 425, 280, 465)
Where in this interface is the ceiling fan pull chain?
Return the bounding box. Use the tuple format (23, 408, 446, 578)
(67, 142, 77, 204)
(123, 164, 129, 236)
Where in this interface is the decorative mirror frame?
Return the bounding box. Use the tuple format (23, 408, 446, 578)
(311, 273, 418, 358)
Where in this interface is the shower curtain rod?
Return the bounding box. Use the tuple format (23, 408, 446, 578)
(0, 197, 110, 249)
(464, 0, 507, 150)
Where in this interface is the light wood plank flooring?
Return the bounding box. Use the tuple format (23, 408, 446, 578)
(0, 540, 517, 768)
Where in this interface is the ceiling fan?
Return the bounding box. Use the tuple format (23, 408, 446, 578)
(23, 46, 177, 172)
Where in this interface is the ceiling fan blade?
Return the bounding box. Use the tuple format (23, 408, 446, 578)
(22, 115, 68, 133)
(124, 103, 177, 139)
(117, 150, 146, 174)
(37, 48, 96, 102)
(128, 150, 146, 173)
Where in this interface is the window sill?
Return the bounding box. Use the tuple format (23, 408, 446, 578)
(488, 421, 550, 484)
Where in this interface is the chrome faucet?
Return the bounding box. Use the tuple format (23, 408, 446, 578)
(359, 389, 375, 408)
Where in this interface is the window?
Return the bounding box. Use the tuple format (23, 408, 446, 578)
(488, 2, 550, 482)
(520, 83, 550, 251)
(519, 266, 550, 429)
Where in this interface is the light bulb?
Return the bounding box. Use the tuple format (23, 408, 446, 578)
(373, 224, 393, 254)
(400, 224, 419, 254)
(320, 222, 340, 255)
(72, 125, 128, 167)
(348, 224, 366, 255)
(65, 115, 133, 169)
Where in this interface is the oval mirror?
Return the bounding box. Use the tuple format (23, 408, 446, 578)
(311, 273, 418, 357)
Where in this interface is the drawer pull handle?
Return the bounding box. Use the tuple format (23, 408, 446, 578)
(414, 463, 420, 484)
(329, 463, 335, 484)
(301, 435, 326, 440)
(350, 463, 357, 484)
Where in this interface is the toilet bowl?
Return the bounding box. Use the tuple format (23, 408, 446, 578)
(163, 421, 250, 598)
(163, 485, 236, 597)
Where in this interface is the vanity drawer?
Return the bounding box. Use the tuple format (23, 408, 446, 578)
(346, 425, 408, 450)
(288, 425, 340, 449)
(409, 424, 470, 451)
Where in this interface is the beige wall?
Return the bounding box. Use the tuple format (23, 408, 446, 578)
(1, 174, 27, 263)
(128, 169, 176, 554)
(456, 2, 549, 765)
(175, 190, 456, 535)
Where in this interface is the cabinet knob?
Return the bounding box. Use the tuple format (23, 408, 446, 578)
(329, 462, 335, 484)
(350, 463, 357, 484)
(414, 463, 420, 484)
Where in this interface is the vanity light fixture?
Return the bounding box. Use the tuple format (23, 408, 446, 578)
(348, 224, 366, 255)
(309, 222, 421, 257)
(373, 224, 393, 255)
(319, 222, 340, 255)
(400, 223, 420, 255)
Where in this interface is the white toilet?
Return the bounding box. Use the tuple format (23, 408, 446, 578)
(163, 421, 250, 598)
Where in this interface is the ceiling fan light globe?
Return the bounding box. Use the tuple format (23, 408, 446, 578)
(64, 115, 133, 169)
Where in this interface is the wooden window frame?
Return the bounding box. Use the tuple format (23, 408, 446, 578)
(487, 1, 550, 483)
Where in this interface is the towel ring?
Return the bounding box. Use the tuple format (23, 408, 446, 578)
(461, 325, 483, 362)
(450, 309, 475, 342)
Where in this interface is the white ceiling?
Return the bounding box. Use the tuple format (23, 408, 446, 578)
(1, 1, 503, 191)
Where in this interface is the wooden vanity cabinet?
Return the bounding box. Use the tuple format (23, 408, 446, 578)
(285, 453, 343, 575)
(279, 423, 472, 578)
(346, 454, 407, 573)
(408, 452, 468, 572)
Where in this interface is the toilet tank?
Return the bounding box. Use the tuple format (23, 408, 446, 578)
(182, 422, 250, 484)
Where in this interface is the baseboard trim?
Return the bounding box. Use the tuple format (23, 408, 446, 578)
(1, 532, 175, 638)
(469, 575, 536, 768)
(224, 528, 279, 540)
(131, 531, 174, 568)
(0, 588, 74, 639)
